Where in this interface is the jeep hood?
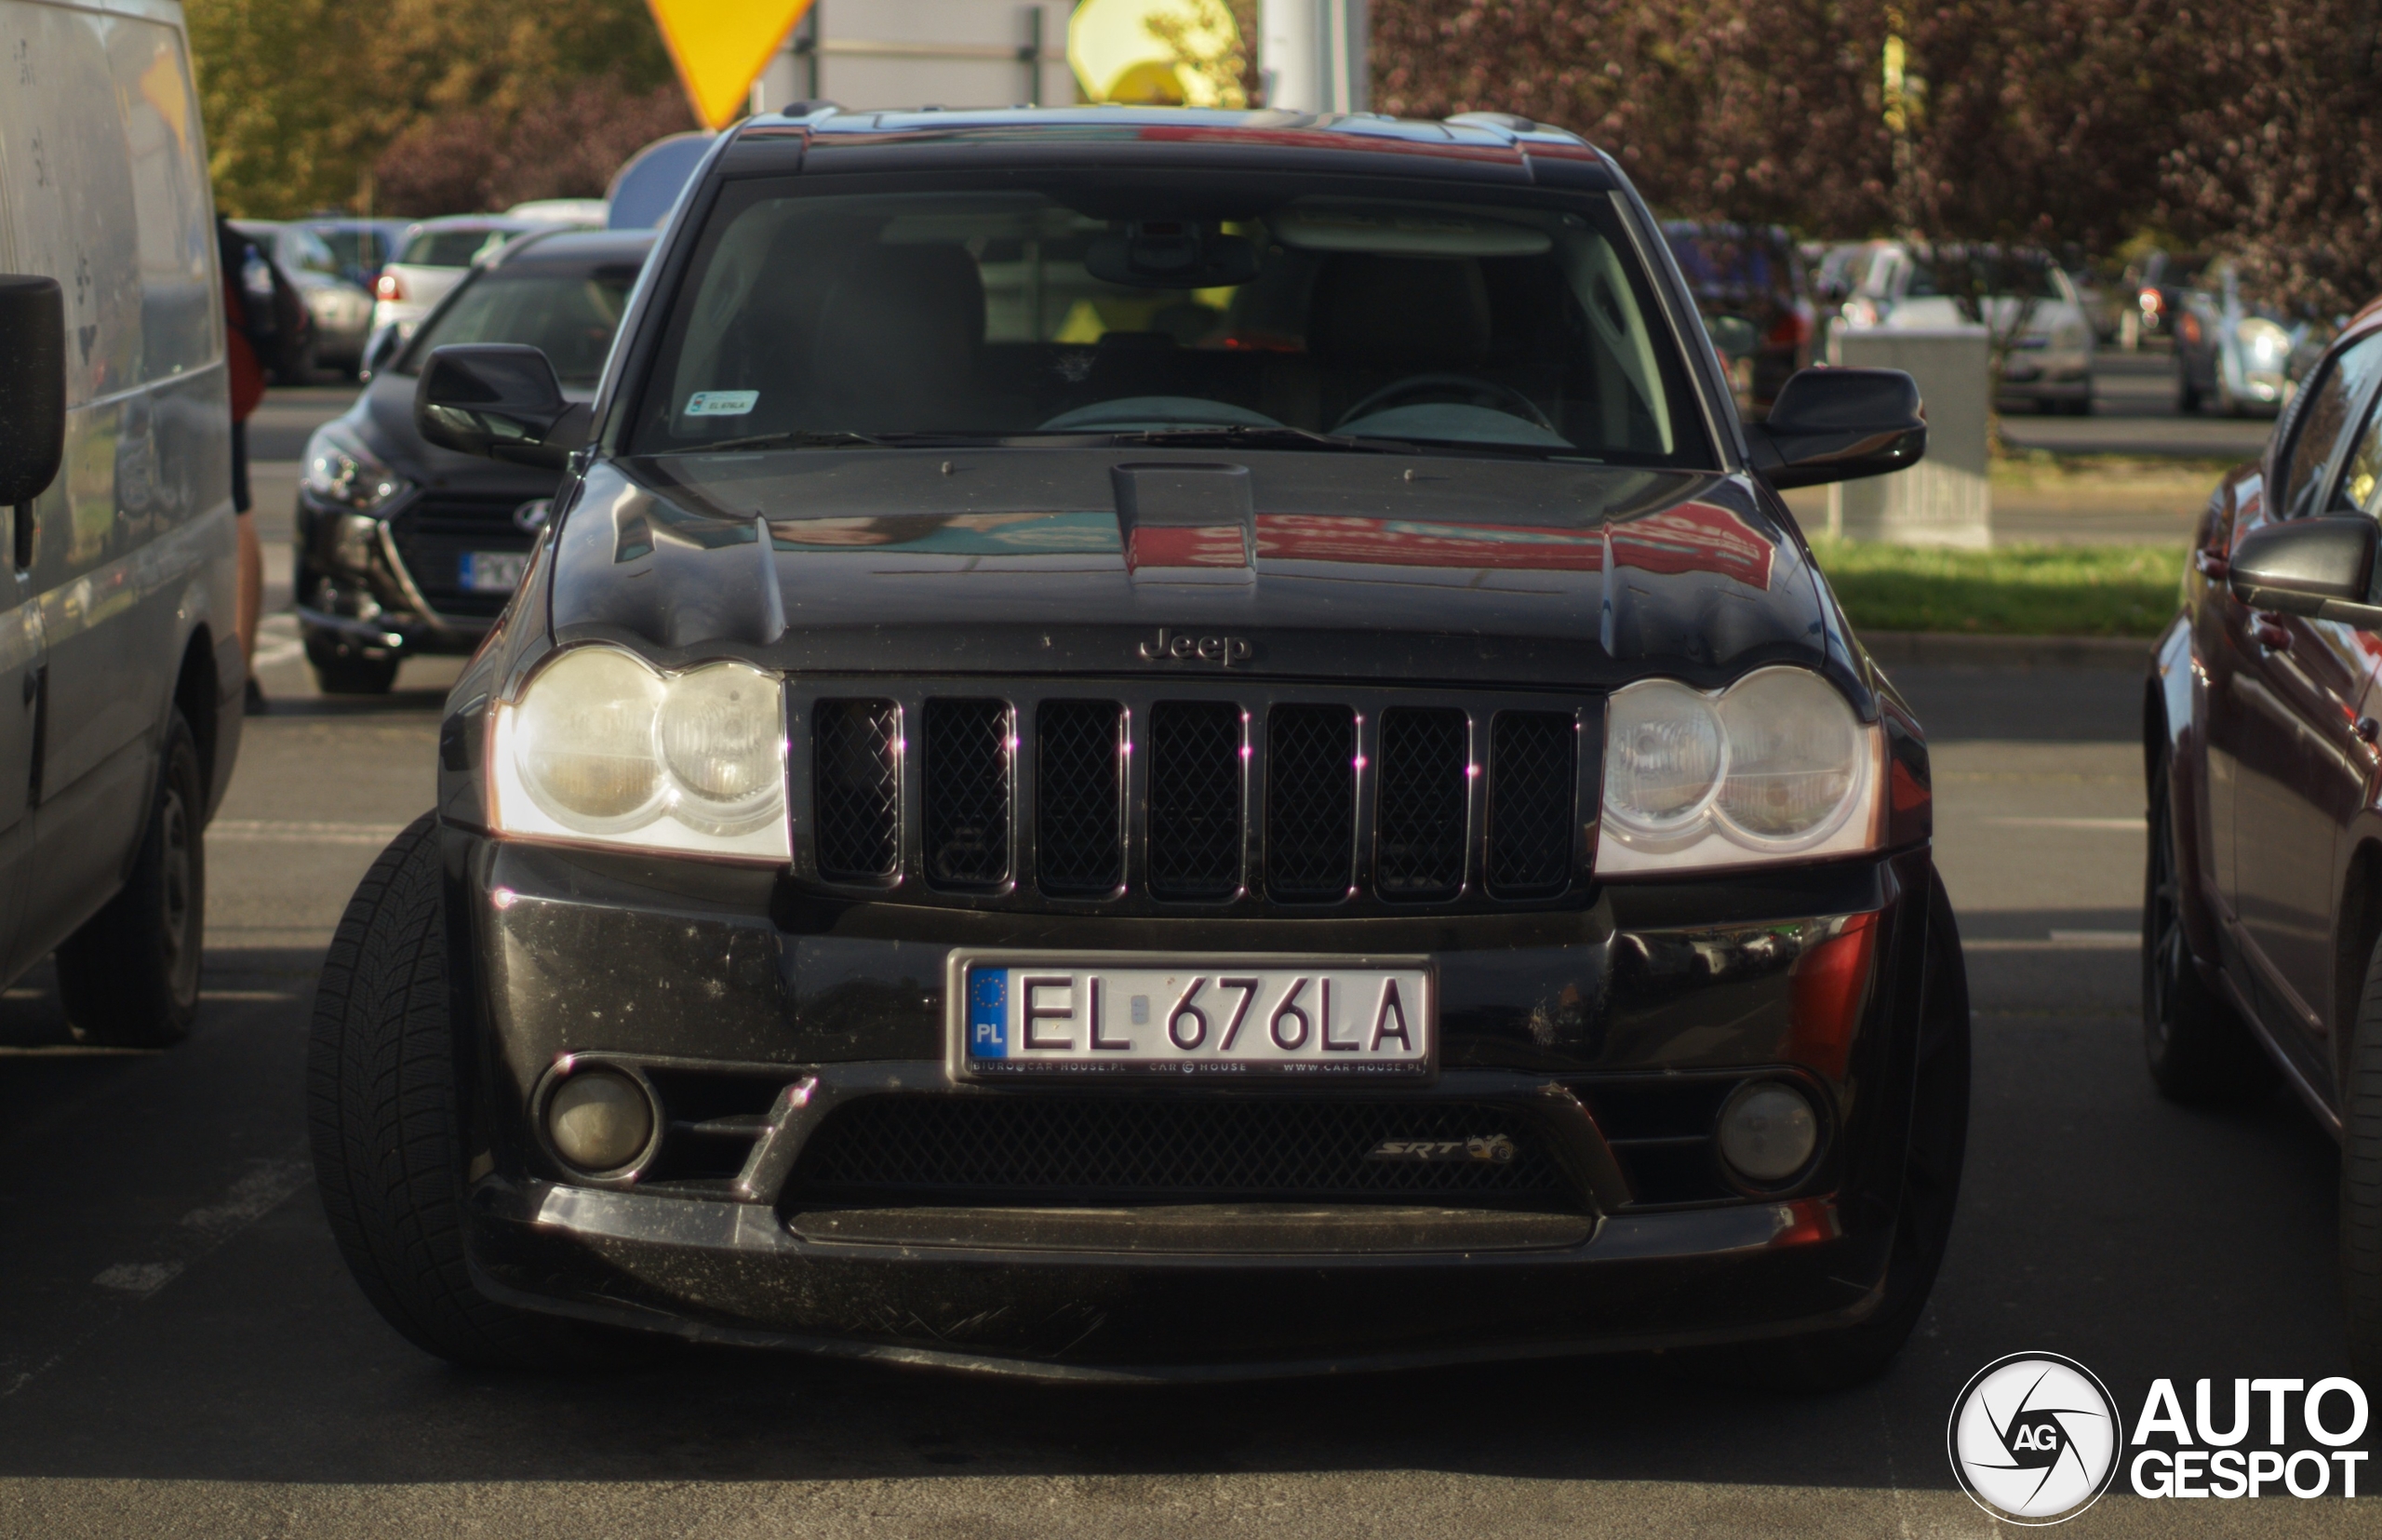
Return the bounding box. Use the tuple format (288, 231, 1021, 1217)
(542, 449, 1845, 690)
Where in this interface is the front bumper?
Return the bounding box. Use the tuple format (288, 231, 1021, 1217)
(295, 489, 529, 659)
(448, 830, 1946, 1376)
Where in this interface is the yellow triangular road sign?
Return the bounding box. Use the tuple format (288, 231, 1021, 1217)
(646, 0, 816, 130)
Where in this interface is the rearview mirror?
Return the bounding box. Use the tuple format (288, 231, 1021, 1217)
(1746, 367, 1926, 489)
(414, 344, 590, 468)
(0, 275, 67, 505)
(2228, 516, 2382, 627)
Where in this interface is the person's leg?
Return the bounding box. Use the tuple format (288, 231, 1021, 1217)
(235, 510, 261, 665)
(232, 418, 262, 702)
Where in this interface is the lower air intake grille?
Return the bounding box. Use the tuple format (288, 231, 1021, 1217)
(1146, 701, 1243, 901)
(814, 700, 900, 879)
(1487, 711, 1576, 897)
(1376, 707, 1468, 900)
(791, 1097, 1568, 1201)
(1036, 700, 1124, 896)
(924, 699, 1011, 888)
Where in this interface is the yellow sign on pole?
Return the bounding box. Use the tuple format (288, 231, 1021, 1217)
(1068, 0, 1246, 108)
(646, 0, 817, 130)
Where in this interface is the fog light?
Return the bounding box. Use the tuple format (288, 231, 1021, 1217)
(1718, 1081, 1818, 1185)
(546, 1068, 654, 1174)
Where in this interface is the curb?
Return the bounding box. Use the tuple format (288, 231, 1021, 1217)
(1859, 630, 2153, 672)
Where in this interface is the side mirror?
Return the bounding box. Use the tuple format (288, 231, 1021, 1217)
(0, 275, 67, 505)
(414, 343, 590, 468)
(2228, 516, 2382, 627)
(1746, 367, 1926, 489)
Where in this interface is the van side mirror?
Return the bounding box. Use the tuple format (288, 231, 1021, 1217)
(414, 344, 590, 468)
(2228, 516, 2382, 627)
(1746, 367, 1926, 489)
(0, 275, 67, 505)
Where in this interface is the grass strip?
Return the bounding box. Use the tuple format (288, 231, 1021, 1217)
(1808, 538, 2186, 637)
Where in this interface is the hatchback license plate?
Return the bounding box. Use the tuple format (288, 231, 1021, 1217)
(954, 956, 1434, 1078)
(460, 551, 528, 593)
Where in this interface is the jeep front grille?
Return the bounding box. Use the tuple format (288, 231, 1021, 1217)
(789, 681, 1596, 915)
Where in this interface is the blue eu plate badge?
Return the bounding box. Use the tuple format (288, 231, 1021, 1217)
(968, 968, 1008, 1059)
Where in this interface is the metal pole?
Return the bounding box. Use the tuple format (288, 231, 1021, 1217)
(1261, 0, 1361, 113)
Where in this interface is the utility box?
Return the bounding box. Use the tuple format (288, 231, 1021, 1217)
(1826, 326, 1993, 548)
(750, 2, 1077, 114)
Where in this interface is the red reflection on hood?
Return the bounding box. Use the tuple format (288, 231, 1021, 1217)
(1610, 502, 1774, 589)
(1255, 514, 1602, 570)
(1251, 501, 1773, 589)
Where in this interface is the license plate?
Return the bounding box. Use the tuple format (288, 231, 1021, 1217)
(459, 551, 528, 593)
(950, 954, 1434, 1078)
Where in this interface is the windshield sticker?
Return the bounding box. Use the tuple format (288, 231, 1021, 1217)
(685, 391, 758, 417)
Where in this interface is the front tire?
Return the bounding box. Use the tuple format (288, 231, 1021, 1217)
(56, 709, 205, 1047)
(2143, 753, 2275, 1105)
(304, 634, 400, 695)
(306, 813, 603, 1369)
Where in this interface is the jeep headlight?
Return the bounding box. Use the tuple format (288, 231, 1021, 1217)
(1596, 668, 1883, 876)
(301, 420, 410, 514)
(489, 645, 790, 861)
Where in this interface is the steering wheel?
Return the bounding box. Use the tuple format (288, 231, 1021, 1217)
(1332, 374, 1556, 434)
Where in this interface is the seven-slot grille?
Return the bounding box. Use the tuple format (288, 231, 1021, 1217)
(796, 685, 1587, 911)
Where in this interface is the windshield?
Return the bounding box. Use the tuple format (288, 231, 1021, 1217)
(399, 228, 515, 268)
(402, 269, 639, 386)
(629, 176, 1709, 462)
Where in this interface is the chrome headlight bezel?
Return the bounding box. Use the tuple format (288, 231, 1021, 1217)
(301, 420, 412, 515)
(1595, 667, 1884, 877)
(488, 645, 792, 864)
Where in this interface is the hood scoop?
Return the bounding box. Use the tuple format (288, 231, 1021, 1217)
(1112, 462, 1253, 585)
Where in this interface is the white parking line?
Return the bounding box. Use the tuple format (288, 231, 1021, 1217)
(210, 819, 406, 845)
(1981, 816, 2144, 830)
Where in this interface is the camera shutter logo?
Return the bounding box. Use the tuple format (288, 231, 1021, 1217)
(1947, 1352, 2124, 1524)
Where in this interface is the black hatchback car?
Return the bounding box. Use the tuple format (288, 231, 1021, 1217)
(306, 106, 1968, 1385)
(2146, 295, 2382, 1381)
(294, 229, 653, 692)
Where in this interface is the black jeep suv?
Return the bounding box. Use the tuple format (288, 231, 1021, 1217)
(305, 105, 1968, 1386)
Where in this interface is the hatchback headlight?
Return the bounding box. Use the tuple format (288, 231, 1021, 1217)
(301, 421, 410, 514)
(489, 646, 790, 862)
(1596, 668, 1883, 876)
(2239, 316, 2292, 363)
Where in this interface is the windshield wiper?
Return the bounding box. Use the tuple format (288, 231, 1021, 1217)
(1101, 425, 1420, 454)
(662, 428, 909, 454)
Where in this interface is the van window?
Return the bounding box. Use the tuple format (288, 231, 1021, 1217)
(110, 20, 216, 383)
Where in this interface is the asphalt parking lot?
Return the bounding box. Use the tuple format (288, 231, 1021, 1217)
(0, 385, 2364, 1536)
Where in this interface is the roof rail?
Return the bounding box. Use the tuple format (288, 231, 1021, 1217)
(1446, 112, 1538, 133)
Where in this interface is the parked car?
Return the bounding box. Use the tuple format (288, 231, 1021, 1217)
(305, 104, 1970, 1388)
(297, 229, 654, 693)
(300, 216, 412, 290)
(1662, 221, 1815, 416)
(0, 0, 246, 1048)
(231, 219, 375, 377)
(2148, 304, 2382, 1380)
(2172, 261, 2310, 418)
(368, 216, 565, 350)
(2121, 248, 2207, 349)
(1843, 242, 2095, 413)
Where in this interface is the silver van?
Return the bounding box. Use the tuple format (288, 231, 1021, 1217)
(0, 0, 242, 1045)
